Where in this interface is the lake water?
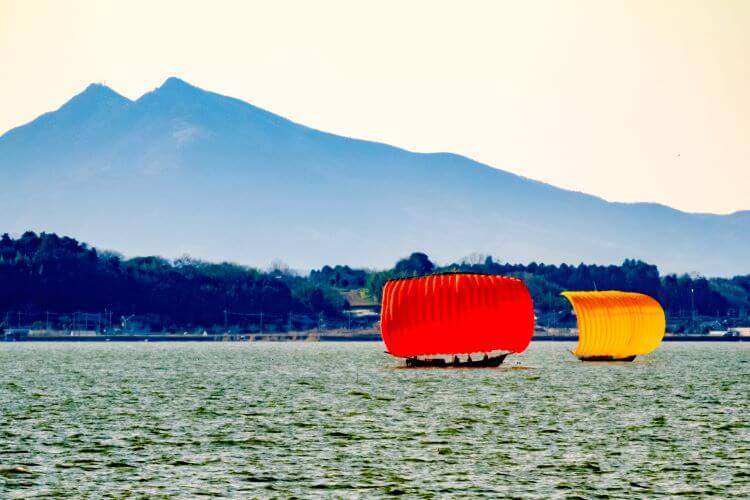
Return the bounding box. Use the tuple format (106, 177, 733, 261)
(0, 342, 748, 498)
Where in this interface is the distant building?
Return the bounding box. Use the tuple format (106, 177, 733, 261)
(4, 328, 28, 341)
(340, 290, 380, 327)
(342, 290, 380, 312)
(708, 328, 750, 337)
(729, 327, 750, 337)
(69, 330, 97, 337)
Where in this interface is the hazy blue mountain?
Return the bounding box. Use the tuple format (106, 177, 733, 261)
(1, 77, 747, 276)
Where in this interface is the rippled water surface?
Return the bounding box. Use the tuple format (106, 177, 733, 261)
(0, 342, 748, 498)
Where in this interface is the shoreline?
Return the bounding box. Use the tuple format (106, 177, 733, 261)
(3, 334, 747, 343)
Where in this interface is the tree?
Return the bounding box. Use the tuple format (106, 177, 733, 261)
(366, 270, 395, 302)
(394, 252, 435, 276)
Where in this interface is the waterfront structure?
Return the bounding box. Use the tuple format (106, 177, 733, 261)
(562, 290, 665, 361)
(380, 273, 534, 366)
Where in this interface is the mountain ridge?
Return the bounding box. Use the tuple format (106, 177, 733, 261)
(3, 77, 734, 217)
(0, 77, 747, 275)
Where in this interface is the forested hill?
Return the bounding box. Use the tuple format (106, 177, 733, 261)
(1, 232, 748, 333)
(0, 77, 748, 275)
(0, 231, 345, 330)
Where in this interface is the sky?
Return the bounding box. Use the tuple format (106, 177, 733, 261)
(1, 0, 748, 214)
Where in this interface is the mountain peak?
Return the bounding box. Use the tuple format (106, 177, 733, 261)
(84, 82, 114, 92)
(157, 76, 201, 93)
(76, 82, 129, 103)
(137, 77, 208, 105)
(58, 83, 130, 115)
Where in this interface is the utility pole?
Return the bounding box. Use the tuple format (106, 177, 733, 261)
(223, 310, 228, 331)
(259, 312, 264, 334)
(691, 287, 696, 328)
(288, 312, 293, 332)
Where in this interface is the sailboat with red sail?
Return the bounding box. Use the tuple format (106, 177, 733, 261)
(380, 273, 534, 367)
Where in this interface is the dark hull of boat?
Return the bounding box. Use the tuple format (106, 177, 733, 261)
(405, 354, 508, 368)
(578, 355, 636, 362)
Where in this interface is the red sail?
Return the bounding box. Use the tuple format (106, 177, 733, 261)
(380, 273, 534, 358)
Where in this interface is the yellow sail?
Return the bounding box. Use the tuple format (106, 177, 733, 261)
(561, 291, 665, 359)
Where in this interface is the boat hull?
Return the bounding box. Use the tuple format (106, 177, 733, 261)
(578, 355, 636, 362)
(405, 354, 508, 368)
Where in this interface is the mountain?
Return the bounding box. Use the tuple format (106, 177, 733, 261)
(0, 77, 747, 276)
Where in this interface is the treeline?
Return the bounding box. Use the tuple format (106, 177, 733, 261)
(2, 232, 749, 331)
(364, 252, 750, 320)
(0, 232, 344, 331)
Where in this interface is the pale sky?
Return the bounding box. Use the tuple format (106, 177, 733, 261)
(1, 0, 748, 214)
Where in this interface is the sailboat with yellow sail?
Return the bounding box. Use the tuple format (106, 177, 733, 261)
(561, 290, 666, 361)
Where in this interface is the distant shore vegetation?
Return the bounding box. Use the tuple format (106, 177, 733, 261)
(1, 231, 748, 333)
